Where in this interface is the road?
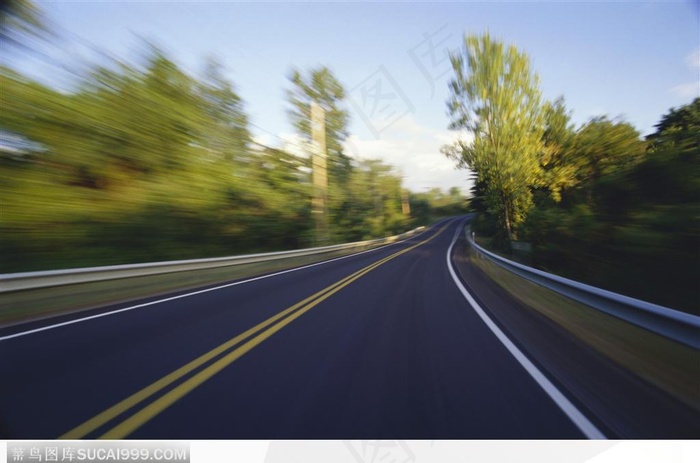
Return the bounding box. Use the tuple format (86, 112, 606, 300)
(0, 218, 697, 438)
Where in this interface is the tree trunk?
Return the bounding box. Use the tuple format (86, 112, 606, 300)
(504, 206, 513, 242)
(501, 191, 514, 243)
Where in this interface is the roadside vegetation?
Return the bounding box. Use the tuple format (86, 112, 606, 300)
(0, 2, 468, 273)
(444, 33, 699, 313)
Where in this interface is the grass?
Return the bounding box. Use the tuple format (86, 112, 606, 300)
(470, 247, 700, 411)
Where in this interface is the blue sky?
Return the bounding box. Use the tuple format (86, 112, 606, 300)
(14, 1, 700, 193)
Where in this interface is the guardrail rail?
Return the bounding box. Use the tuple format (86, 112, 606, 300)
(1, 227, 426, 293)
(0, 226, 426, 326)
(465, 226, 700, 349)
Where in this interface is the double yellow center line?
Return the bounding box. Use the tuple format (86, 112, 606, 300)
(60, 223, 448, 439)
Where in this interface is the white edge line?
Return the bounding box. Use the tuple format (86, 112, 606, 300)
(0, 226, 436, 342)
(446, 220, 606, 440)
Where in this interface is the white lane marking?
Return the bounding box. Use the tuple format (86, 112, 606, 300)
(446, 221, 606, 439)
(0, 227, 437, 342)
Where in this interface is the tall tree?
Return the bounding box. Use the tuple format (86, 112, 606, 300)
(198, 58, 250, 162)
(443, 33, 544, 241)
(286, 66, 351, 181)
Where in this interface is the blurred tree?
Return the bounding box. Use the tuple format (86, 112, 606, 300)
(520, 98, 699, 311)
(286, 66, 357, 241)
(646, 97, 699, 155)
(539, 97, 578, 203)
(1, 35, 426, 273)
(333, 159, 407, 241)
(443, 33, 544, 243)
(408, 195, 432, 225)
(58, 47, 205, 185)
(571, 116, 645, 204)
(286, 66, 351, 182)
(639, 97, 699, 204)
(246, 145, 312, 248)
(468, 178, 488, 213)
(198, 58, 250, 163)
(139, 47, 202, 170)
(0, 0, 46, 46)
(0, 66, 59, 155)
(408, 187, 471, 227)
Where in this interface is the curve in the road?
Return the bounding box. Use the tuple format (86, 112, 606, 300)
(445, 222, 604, 439)
(5, 218, 669, 438)
(65, 223, 451, 439)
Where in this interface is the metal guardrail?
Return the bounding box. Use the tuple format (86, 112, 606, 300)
(465, 227, 700, 349)
(0, 226, 426, 293)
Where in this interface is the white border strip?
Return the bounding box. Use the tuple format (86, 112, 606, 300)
(0, 226, 433, 343)
(446, 221, 606, 439)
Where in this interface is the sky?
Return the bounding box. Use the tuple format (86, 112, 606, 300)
(10, 0, 700, 194)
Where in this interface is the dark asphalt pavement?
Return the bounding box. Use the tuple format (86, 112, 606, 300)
(0, 218, 695, 438)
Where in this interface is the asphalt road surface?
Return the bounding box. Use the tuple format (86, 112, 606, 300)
(1, 217, 697, 438)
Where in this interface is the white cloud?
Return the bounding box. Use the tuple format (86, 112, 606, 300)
(668, 49, 700, 100)
(344, 114, 474, 194)
(252, 115, 474, 194)
(671, 82, 699, 99)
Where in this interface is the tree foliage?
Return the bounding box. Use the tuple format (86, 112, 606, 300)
(1, 36, 446, 272)
(443, 33, 544, 242)
(520, 98, 699, 312)
(198, 58, 250, 162)
(286, 66, 351, 181)
(538, 97, 578, 203)
(646, 97, 700, 155)
(284, 65, 411, 241)
(333, 159, 410, 241)
(570, 116, 645, 199)
(440, 34, 697, 311)
(1, 47, 273, 270)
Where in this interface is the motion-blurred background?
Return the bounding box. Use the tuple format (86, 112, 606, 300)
(1, 1, 697, 314)
(0, 1, 468, 275)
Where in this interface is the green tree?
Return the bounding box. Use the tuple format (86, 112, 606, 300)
(1, 30, 426, 273)
(286, 66, 356, 241)
(571, 116, 645, 204)
(646, 97, 700, 155)
(335, 159, 407, 240)
(245, 145, 313, 248)
(197, 58, 250, 162)
(407, 187, 470, 226)
(286, 66, 351, 181)
(539, 97, 578, 203)
(520, 99, 699, 311)
(443, 33, 544, 242)
(630, 97, 699, 206)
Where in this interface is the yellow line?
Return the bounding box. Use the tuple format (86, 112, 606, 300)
(100, 249, 405, 439)
(61, 223, 449, 439)
(59, 255, 384, 439)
